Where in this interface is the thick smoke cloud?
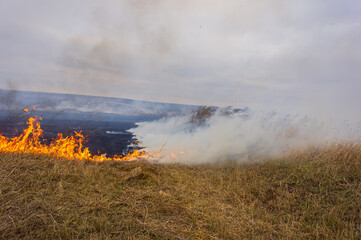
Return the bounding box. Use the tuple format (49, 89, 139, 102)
(131, 109, 358, 164)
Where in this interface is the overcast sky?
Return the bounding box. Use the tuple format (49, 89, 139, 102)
(0, 0, 360, 121)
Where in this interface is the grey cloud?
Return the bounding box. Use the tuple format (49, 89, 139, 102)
(0, 0, 360, 122)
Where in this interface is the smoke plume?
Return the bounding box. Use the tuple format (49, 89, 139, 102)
(131, 107, 358, 164)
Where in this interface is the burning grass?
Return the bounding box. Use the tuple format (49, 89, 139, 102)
(0, 144, 360, 239)
(0, 113, 159, 162)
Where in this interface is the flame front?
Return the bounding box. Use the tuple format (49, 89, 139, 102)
(0, 116, 159, 162)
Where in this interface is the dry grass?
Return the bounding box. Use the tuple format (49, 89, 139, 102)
(0, 144, 360, 239)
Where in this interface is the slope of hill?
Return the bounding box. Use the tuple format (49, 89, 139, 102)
(0, 144, 360, 239)
(0, 89, 199, 118)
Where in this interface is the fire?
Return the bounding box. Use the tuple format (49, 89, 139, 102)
(23, 106, 35, 112)
(171, 151, 185, 159)
(0, 115, 159, 162)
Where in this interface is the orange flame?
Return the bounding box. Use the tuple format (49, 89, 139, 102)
(0, 116, 159, 162)
(171, 151, 185, 159)
(23, 106, 35, 112)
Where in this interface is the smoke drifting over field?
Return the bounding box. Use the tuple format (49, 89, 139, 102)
(0, 89, 359, 164)
(132, 108, 359, 164)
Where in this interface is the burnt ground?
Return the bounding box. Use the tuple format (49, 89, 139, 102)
(0, 110, 155, 157)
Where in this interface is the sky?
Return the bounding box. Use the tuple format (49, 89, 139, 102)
(0, 0, 360, 121)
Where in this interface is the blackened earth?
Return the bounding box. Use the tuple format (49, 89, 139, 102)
(0, 110, 155, 157)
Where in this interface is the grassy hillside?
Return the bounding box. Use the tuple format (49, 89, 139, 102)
(0, 144, 360, 239)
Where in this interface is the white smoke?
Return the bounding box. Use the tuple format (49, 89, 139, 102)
(131, 109, 357, 164)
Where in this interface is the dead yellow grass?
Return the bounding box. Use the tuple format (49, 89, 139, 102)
(0, 144, 360, 239)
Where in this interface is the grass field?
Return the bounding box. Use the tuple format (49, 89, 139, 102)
(0, 144, 360, 239)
